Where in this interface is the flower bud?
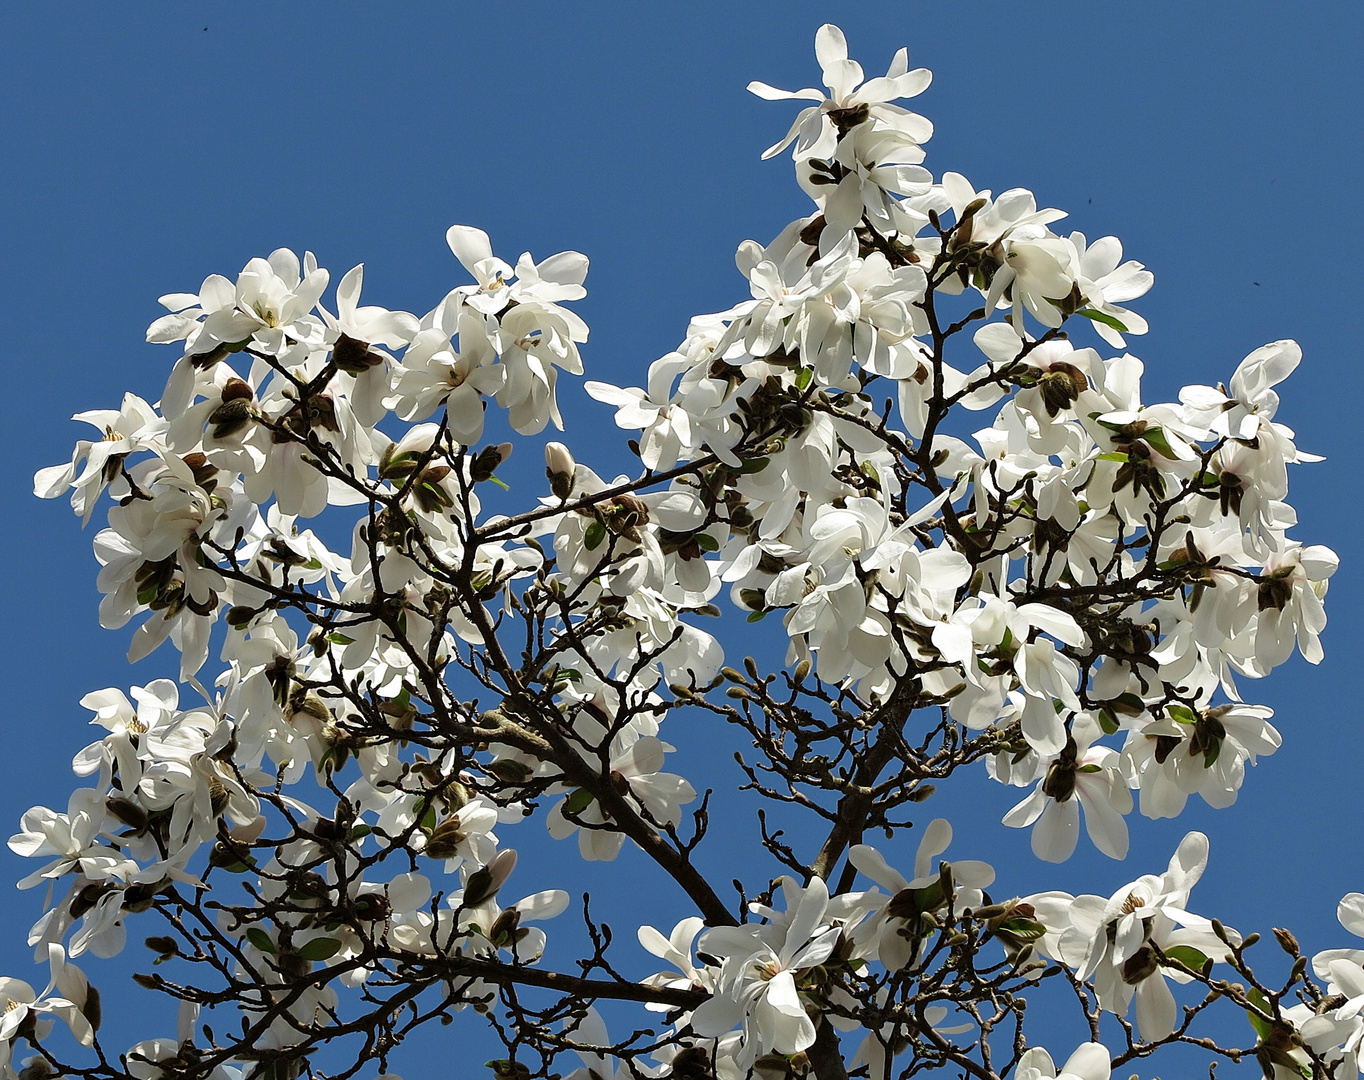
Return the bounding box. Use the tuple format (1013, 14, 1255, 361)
(180, 452, 219, 489)
(207, 396, 255, 439)
(1120, 945, 1159, 985)
(332, 333, 383, 375)
(107, 796, 149, 831)
(225, 605, 259, 630)
(353, 893, 392, 921)
(221, 377, 254, 403)
(544, 442, 575, 500)
(471, 442, 513, 483)
(425, 817, 467, 861)
(145, 935, 179, 958)
(122, 880, 162, 913)
(485, 1062, 531, 1080)
(465, 849, 518, 907)
(1273, 927, 1300, 956)
(70, 882, 108, 919)
(1036, 363, 1087, 418)
(1041, 759, 1077, 802)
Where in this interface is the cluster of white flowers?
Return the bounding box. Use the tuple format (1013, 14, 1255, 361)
(8, 21, 1355, 1080)
(605, 829, 1224, 1078)
(585, 26, 1333, 869)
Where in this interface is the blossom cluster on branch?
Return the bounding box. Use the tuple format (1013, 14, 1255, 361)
(10, 22, 1353, 1080)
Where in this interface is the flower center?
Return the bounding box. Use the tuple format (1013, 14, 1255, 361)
(1120, 891, 1146, 916)
(251, 302, 280, 327)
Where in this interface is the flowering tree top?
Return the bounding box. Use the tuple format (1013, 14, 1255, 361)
(11, 21, 1355, 1080)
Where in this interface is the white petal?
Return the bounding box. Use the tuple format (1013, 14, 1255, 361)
(1057, 1042, 1111, 1080)
(1340, 893, 1364, 939)
(914, 819, 953, 879)
(446, 225, 495, 277)
(1134, 975, 1177, 1039)
(1032, 798, 1080, 863)
(690, 994, 744, 1037)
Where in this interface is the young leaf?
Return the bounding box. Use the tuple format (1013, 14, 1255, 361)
(296, 937, 342, 962)
(246, 928, 276, 954)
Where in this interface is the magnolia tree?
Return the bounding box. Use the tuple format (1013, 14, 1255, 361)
(12, 23, 1354, 1080)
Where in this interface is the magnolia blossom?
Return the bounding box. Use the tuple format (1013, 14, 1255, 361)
(691, 877, 858, 1068)
(1001, 715, 1134, 862)
(1033, 833, 1233, 1039)
(748, 24, 932, 163)
(848, 819, 995, 970)
(1015, 1044, 1112, 1080)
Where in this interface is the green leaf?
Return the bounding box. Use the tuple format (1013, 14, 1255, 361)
(795, 367, 814, 391)
(736, 456, 770, 474)
(1203, 739, 1221, 769)
(910, 882, 946, 913)
(327, 632, 355, 645)
(1168, 704, 1197, 726)
(489, 476, 510, 490)
(1076, 308, 1129, 333)
(1246, 986, 1273, 1041)
(296, 937, 341, 962)
(419, 481, 454, 508)
(348, 824, 372, 840)
(303, 557, 323, 571)
(382, 451, 421, 478)
(998, 917, 1048, 941)
(583, 521, 607, 551)
(746, 610, 768, 622)
(1143, 426, 1178, 459)
(695, 532, 720, 553)
(1096, 452, 1129, 463)
(1163, 945, 1209, 970)
(1097, 709, 1120, 735)
(245, 928, 276, 954)
(563, 788, 595, 815)
(412, 796, 436, 834)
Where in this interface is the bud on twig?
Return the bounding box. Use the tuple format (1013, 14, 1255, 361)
(1273, 928, 1300, 956)
(465, 849, 518, 906)
(544, 441, 575, 500)
(471, 443, 513, 483)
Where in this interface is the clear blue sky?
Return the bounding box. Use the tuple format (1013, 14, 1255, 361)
(1, 1, 1361, 1072)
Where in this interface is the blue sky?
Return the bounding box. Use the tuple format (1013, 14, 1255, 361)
(2, 1, 1362, 1072)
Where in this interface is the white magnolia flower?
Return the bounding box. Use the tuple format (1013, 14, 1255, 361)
(691, 876, 849, 1068)
(1014, 1043, 1112, 1080)
(748, 24, 932, 162)
(1002, 715, 1133, 862)
(1066, 832, 1233, 1039)
(848, 819, 995, 970)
